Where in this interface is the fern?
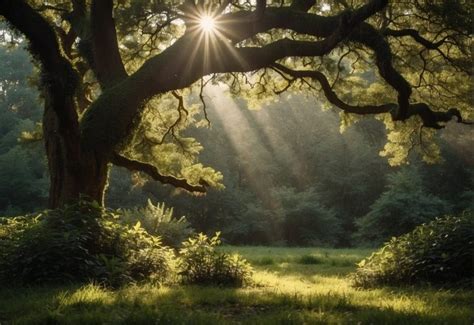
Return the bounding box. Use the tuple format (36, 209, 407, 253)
(121, 200, 194, 248)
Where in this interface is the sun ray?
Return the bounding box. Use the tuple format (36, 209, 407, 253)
(205, 85, 283, 209)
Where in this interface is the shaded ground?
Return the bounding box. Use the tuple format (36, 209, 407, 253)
(1, 246, 472, 324)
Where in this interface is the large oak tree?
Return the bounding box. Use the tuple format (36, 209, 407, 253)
(0, 0, 471, 208)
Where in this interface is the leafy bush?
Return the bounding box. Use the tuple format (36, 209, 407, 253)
(121, 200, 194, 248)
(352, 212, 473, 288)
(0, 214, 42, 263)
(0, 200, 174, 287)
(178, 232, 252, 287)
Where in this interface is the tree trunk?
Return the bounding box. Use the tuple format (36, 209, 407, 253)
(43, 98, 109, 209)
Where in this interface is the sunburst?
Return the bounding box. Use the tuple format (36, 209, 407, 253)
(199, 15, 216, 33)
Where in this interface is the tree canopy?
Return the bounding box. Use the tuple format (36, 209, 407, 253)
(0, 0, 472, 207)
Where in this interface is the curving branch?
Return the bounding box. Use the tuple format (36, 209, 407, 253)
(110, 153, 206, 193)
(272, 63, 395, 115)
(384, 28, 447, 50)
(408, 104, 472, 129)
(159, 91, 189, 144)
(349, 24, 412, 120)
(272, 63, 472, 129)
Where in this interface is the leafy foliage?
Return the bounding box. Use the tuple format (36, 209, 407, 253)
(0, 214, 41, 263)
(355, 166, 450, 245)
(352, 212, 474, 288)
(178, 233, 252, 287)
(222, 201, 283, 245)
(274, 187, 341, 246)
(120, 199, 194, 248)
(119, 93, 224, 190)
(0, 200, 174, 287)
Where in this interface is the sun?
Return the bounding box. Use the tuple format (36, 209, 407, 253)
(199, 15, 216, 33)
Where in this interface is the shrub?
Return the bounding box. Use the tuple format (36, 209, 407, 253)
(352, 212, 474, 288)
(0, 214, 42, 263)
(0, 200, 174, 287)
(121, 200, 194, 248)
(178, 232, 252, 287)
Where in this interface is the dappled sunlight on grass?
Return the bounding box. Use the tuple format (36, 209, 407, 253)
(1, 246, 472, 324)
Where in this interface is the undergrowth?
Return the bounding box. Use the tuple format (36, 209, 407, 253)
(352, 211, 473, 288)
(0, 200, 174, 287)
(0, 202, 252, 288)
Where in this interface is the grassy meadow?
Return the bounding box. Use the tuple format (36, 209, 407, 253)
(1, 246, 472, 324)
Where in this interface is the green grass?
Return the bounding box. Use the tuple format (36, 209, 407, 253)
(1, 246, 473, 324)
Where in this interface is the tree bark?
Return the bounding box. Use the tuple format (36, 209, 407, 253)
(43, 98, 108, 208)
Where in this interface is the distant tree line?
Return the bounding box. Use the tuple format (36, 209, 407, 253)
(116, 96, 471, 247)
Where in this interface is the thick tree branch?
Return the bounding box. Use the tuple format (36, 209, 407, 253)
(110, 153, 206, 193)
(215, 1, 411, 120)
(219, 2, 411, 120)
(59, 0, 86, 58)
(91, 0, 128, 88)
(349, 24, 412, 120)
(221, 0, 388, 42)
(81, 13, 360, 152)
(80, 14, 358, 152)
(80, 0, 393, 153)
(116, 0, 390, 91)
